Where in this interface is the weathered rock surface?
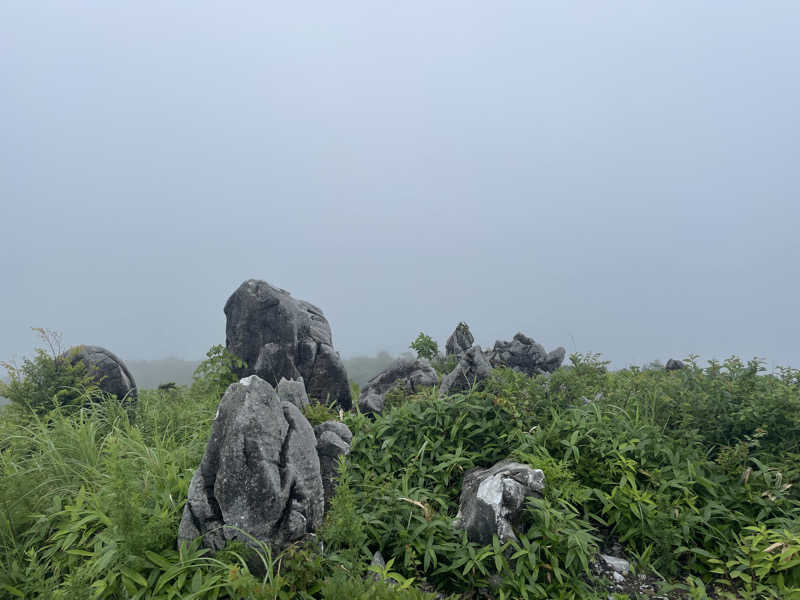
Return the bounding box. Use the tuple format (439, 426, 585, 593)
(178, 375, 324, 553)
(488, 333, 565, 375)
(63, 345, 137, 401)
(453, 460, 545, 546)
(439, 346, 491, 395)
(358, 391, 385, 415)
(445, 322, 474, 356)
(224, 279, 352, 409)
(314, 420, 352, 512)
(665, 359, 685, 371)
(357, 356, 438, 414)
(276, 377, 310, 410)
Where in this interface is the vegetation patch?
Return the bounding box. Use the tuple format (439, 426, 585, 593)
(1, 346, 798, 599)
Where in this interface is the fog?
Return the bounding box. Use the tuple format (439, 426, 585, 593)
(1, 2, 798, 370)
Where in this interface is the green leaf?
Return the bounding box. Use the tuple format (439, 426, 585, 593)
(145, 550, 173, 570)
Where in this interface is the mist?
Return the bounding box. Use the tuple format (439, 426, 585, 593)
(1, 2, 798, 371)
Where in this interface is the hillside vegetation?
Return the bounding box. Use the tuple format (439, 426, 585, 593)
(0, 350, 798, 599)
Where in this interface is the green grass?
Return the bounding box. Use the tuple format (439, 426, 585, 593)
(0, 352, 799, 599)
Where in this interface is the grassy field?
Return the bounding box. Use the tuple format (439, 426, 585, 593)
(0, 351, 798, 599)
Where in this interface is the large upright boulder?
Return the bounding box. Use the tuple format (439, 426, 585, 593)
(445, 322, 474, 356)
(224, 280, 352, 409)
(440, 346, 491, 396)
(178, 375, 324, 553)
(453, 460, 545, 545)
(488, 333, 565, 375)
(63, 345, 137, 401)
(357, 356, 438, 415)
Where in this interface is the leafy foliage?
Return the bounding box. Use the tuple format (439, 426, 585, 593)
(0, 328, 98, 414)
(410, 332, 439, 361)
(191, 344, 246, 398)
(0, 341, 799, 598)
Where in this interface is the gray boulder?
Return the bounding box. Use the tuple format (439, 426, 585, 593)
(358, 391, 385, 415)
(453, 460, 545, 546)
(314, 420, 353, 512)
(63, 345, 137, 401)
(224, 279, 352, 409)
(445, 322, 474, 356)
(440, 346, 491, 395)
(665, 358, 685, 371)
(488, 333, 565, 375)
(358, 355, 438, 414)
(178, 375, 324, 554)
(276, 377, 309, 410)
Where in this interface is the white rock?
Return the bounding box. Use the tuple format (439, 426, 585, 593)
(600, 553, 630, 575)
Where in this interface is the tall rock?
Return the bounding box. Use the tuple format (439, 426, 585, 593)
(224, 279, 352, 409)
(63, 345, 137, 401)
(178, 375, 324, 553)
(440, 345, 491, 395)
(445, 322, 474, 356)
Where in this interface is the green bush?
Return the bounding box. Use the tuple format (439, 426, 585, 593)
(0, 328, 98, 415)
(410, 333, 438, 361)
(191, 344, 246, 398)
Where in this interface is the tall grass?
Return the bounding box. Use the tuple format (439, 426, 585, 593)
(0, 353, 798, 598)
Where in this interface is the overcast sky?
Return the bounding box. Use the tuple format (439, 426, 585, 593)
(1, 2, 798, 370)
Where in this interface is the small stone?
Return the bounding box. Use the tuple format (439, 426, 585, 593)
(600, 554, 630, 575)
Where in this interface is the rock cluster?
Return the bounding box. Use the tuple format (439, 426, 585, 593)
(488, 333, 565, 375)
(224, 279, 351, 409)
(358, 355, 437, 415)
(453, 459, 545, 545)
(63, 345, 137, 401)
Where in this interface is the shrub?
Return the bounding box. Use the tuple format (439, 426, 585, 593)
(191, 344, 246, 398)
(0, 328, 98, 415)
(410, 333, 438, 361)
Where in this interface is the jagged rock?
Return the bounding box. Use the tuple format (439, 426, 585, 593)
(178, 375, 324, 554)
(224, 279, 352, 409)
(542, 347, 566, 372)
(440, 346, 491, 395)
(276, 377, 309, 410)
(313, 420, 353, 444)
(314, 421, 352, 513)
(357, 356, 438, 414)
(369, 550, 387, 582)
(665, 359, 685, 371)
(63, 345, 137, 401)
(453, 459, 545, 545)
(358, 391, 385, 415)
(488, 333, 565, 375)
(445, 322, 474, 356)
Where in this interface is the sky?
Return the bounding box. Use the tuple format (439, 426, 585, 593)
(1, 2, 799, 370)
